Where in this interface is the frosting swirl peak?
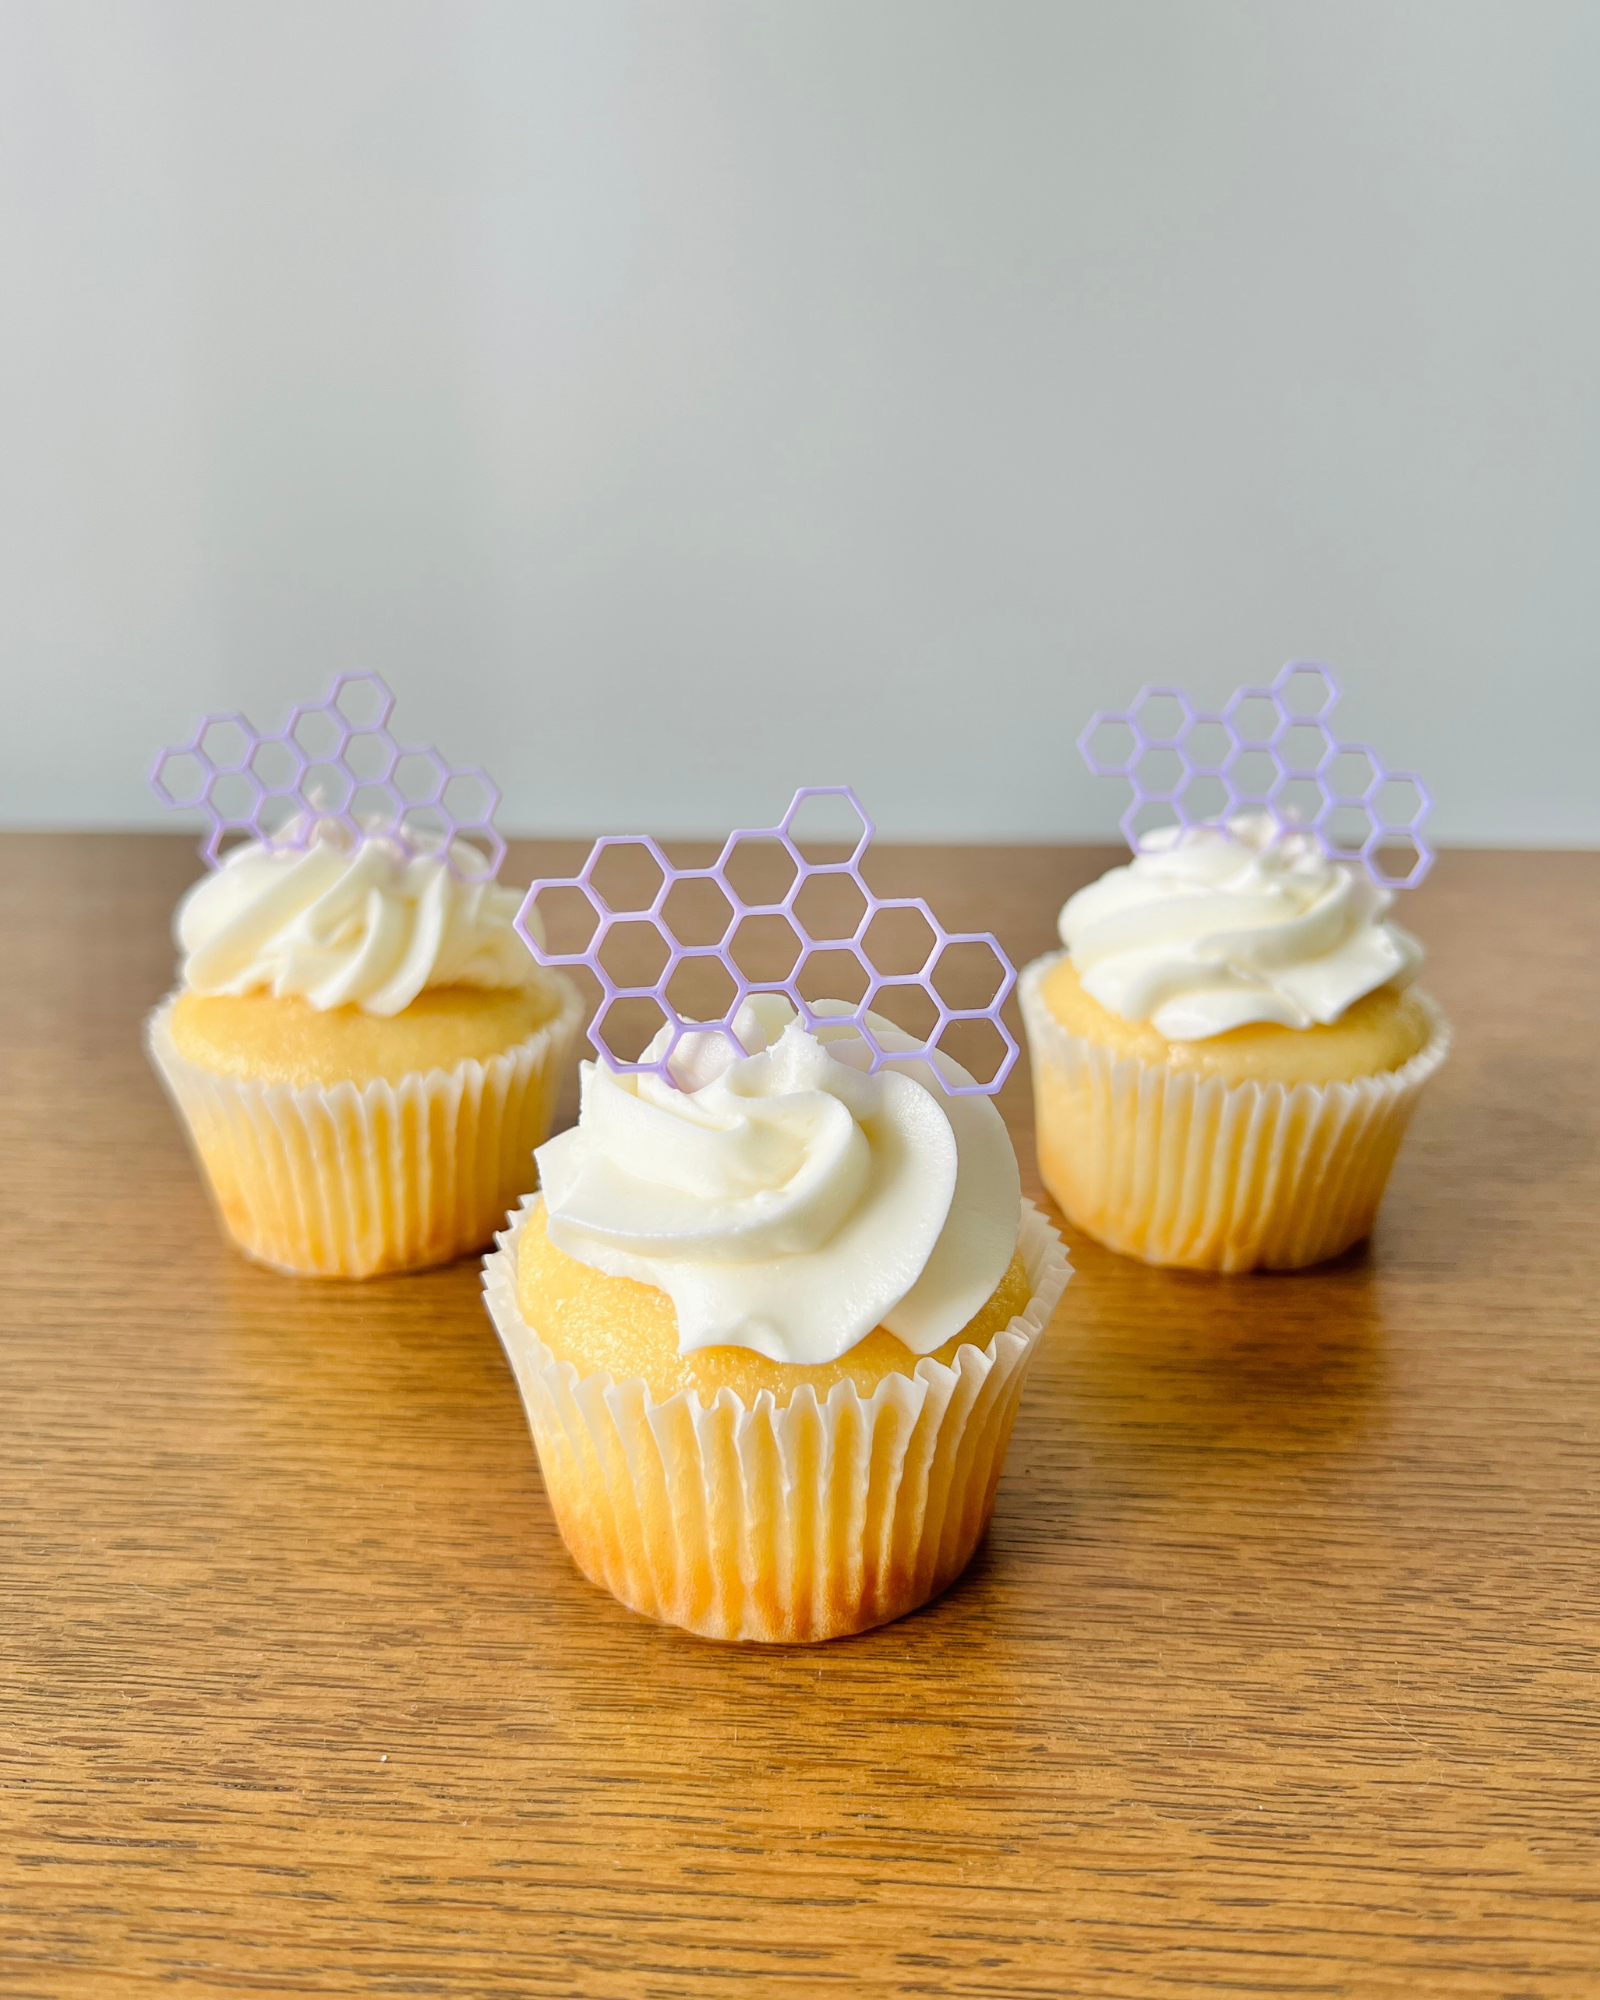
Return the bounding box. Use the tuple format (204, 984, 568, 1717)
(175, 830, 539, 1016)
(536, 996, 1021, 1365)
(1059, 815, 1422, 1039)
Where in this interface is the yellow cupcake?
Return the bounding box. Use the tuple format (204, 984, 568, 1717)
(1036, 953, 1433, 1087)
(482, 1000, 1072, 1643)
(148, 832, 581, 1278)
(518, 1195, 1035, 1405)
(167, 983, 559, 1087)
(1023, 820, 1450, 1272)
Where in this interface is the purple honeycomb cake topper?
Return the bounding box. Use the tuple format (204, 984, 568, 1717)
(515, 786, 1018, 1095)
(1078, 661, 1433, 889)
(150, 672, 505, 882)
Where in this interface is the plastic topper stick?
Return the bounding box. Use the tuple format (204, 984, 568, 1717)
(1078, 660, 1433, 889)
(515, 786, 1018, 1095)
(149, 672, 505, 882)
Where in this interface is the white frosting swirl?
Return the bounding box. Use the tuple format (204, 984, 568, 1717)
(535, 994, 1021, 1365)
(1059, 815, 1422, 1039)
(174, 831, 539, 1016)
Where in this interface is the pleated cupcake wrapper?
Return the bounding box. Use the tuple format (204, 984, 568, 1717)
(1020, 951, 1451, 1272)
(147, 979, 582, 1279)
(482, 1199, 1071, 1644)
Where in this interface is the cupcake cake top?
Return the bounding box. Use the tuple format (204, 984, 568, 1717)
(151, 671, 542, 1016)
(1070, 661, 1433, 1039)
(518, 786, 1023, 1364)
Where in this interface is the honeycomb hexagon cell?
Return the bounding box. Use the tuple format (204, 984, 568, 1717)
(523, 880, 606, 957)
(1078, 714, 1140, 776)
(596, 917, 673, 993)
(1127, 686, 1193, 748)
(795, 941, 874, 1008)
(1322, 746, 1381, 803)
(331, 672, 393, 731)
(1078, 663, 1432, 891)
(584, 835, 669, 916)
(860, 901, 940, 978)
(780, 785, 872, 872)
(1223, 686, 1284, 745)
(391, 751, 444, 805)
(206, 769, 264, 835)
(718, 833, 800, 910)
(725, 909, 806, 984)
(290, 703, 347, 760)
(1179, 716, 1233, 776)
(790, 868, 870, 944)
(198, 715, 254, 774)
(863, 975, 941, 1044)
(1131, 743, 1185, 802)
(1363, 829, 1430, 890)
(1274, 661, 1339, 721)
(248, 736, 305, 796)
(658, 874, 738, 952)
(1371, 774, 1431, 832)
(662, 952, 741, 1028)
(1275, 721, 1335, 776)
(515, 787, 1018, 1094)
(151, 748, 212, 810)
(149, 672, 505, 880)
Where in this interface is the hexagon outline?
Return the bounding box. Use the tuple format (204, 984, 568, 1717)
(1077, 711, 1140, 776)
(1128, 684, 1196, 748)
(1271, 659, 1340, 722)
(779, 783, 873, 871)
(858, 896, 943, 972)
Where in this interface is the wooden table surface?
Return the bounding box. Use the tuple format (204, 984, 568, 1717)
(4, 833, 1598, 1999)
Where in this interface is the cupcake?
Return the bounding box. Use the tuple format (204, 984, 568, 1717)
(482, 791, 1071, 1642)
(146, 676, 581, 1278)
(1024, 668, 1450, 1272)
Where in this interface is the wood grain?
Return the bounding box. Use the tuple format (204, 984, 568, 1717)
(3, 833, 1597, 1999)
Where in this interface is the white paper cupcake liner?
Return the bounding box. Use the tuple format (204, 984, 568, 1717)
(1021, 951, 1450, 1272)
(147, 978, 582, 1278)
(482, 1199, 1072, 1643)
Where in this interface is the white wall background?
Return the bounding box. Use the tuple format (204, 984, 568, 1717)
(1, 0, 1597, 842)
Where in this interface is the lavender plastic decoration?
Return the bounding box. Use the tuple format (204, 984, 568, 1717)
(1078, 661, 1433, 889)
(516, 787, 1017, 1094)
(150, 672, 505, 882)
